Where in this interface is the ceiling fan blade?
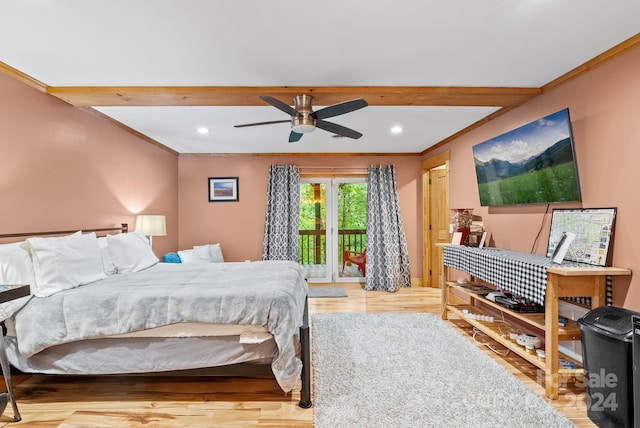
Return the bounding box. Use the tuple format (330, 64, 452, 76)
(289, 131, 304, 143)
(316, 119, 363, 139)
(234, 119, 291, 128)
(259, 96, 299, 117)
(312, 99, 368, 120)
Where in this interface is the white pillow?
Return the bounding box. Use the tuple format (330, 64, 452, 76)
(97, 236, 118, 276)
(193, 243, 225, 263)
(178, 247, 213, 263)
(0, 242, 34, 321)
(0, 241, 34, 285)
(21, 231, 106, 297)
(0, 241, 34, 320)
(106, 231, 159, 273)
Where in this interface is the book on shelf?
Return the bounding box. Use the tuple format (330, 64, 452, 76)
(457, 283, 495, 294)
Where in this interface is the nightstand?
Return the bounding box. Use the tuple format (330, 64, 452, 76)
(0, 284, 30, 422)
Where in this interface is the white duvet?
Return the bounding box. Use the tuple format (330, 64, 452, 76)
(11, 260, 308, 392)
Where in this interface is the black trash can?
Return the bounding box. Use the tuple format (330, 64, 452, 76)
(578, 306, 640, 428)
(633, 315, 640, 428)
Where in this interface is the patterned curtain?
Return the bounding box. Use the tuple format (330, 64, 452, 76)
(365, 165, 411, 292)
(262, 165, 300, 261)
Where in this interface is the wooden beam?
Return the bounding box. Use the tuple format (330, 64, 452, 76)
(419, 106, 516, 156)
(46, 86, 541, 107)
(543, 32, 640, 93)
(0, 61, 47, 92)
(80, 107, 179, 155)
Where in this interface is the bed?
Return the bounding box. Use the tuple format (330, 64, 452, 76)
(0, 224, 312, 421)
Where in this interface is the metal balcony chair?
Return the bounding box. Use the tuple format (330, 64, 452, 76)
(342, 248, 366, 276)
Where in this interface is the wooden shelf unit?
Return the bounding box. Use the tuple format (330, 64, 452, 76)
(444, 284, 582, 374)
(439, 246, 631, 399)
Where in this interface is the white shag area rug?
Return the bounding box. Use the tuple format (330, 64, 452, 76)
(311, 312, 575, 428)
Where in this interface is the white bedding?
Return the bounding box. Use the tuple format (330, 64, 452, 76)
(8, 260, 308, 392)
(5, 318, 273, 341)
(5, 320, 272, 342)
(107, 322, 272, 343)
(4, 335, 277, 375)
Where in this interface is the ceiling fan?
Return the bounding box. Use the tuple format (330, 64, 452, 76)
(234, 95, 368, 142)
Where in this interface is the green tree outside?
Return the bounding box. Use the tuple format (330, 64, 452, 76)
(298, 182, 367, 265)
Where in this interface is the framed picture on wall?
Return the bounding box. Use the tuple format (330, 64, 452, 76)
(208, 177, 239, 202)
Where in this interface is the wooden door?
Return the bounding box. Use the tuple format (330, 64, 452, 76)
(429, 168, 449, 288)
(421, 151, 449, 288)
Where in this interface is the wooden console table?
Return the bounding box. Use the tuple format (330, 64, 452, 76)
(438, 244, 631, 399)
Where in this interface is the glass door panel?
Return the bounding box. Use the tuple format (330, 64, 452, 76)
(299, 180, 331, 282)
(299, 177, 366, 283)
(335, 180, 367, 281)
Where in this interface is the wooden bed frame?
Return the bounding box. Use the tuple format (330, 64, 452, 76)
(0, 224, 312, 416)
(0, 224, 129, 240)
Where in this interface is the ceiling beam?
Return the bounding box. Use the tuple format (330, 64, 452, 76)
(46, 86, 541, 108)
(0, 61, 47, 92)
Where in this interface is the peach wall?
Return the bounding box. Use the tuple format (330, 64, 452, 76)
(426, 45, 640, 310)
(0, 73, 179, 257)
(177, 155, 422, 276)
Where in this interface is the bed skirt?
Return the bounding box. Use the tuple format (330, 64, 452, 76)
(4, 335, 277, 375)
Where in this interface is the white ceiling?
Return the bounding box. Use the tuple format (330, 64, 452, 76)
(1, 1, 639, 154)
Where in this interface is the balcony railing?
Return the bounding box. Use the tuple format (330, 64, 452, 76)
(298, 229, 366, 265)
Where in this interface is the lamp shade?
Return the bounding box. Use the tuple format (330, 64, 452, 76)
(135, 215, 167, 237)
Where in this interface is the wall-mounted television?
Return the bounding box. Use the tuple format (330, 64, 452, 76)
(473, 108, 581, 206)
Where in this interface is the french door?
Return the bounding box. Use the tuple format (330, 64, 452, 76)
(299, 177, 367, 283)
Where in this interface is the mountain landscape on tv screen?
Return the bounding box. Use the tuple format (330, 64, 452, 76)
(474, 137, 574, 184)
(474, 137, 580, 206)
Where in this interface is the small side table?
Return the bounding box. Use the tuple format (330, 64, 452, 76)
(0, 284, 30, 422)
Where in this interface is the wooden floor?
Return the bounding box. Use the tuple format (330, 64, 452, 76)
(1, 283, 596, 427)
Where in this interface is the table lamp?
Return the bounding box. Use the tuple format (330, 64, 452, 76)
(134, 214, 166, 249)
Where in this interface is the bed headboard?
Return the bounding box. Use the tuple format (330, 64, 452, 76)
(0, 223, 129, 241)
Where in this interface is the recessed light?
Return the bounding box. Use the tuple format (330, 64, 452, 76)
(197, 127, 210, 135)
(390, 126, 403, 134)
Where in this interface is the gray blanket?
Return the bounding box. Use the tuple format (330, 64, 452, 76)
(12, 261, 308, 392)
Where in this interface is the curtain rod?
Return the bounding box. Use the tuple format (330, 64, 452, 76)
(298, 166, 368, 171)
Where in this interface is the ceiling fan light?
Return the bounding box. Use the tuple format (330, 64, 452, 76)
(292, 115, 316, 134)
(292, 123, 316, 134)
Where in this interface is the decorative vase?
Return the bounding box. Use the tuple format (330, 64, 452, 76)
(451, 209, 473, 244)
